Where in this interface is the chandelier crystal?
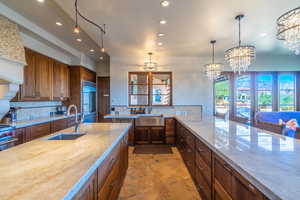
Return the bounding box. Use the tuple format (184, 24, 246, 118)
(144, 52, 158, 71)
(225, 14, 255, 74)
(277, 7, 300, 55)
(204, 40, 223, 80)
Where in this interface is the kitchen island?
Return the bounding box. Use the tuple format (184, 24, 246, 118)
(0, 123, 131, 200)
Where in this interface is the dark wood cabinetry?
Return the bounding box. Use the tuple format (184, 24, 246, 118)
(15, 48, 70, 101)
(176, 121, 267, 200)
(73, 171, 98, 200)
(25, 122, 51, 141)
(50, 118, 68, 133)
(165, 118, 175, 145)
(97, 77, 110, 122)
(135, 126, 165, 144)
(15, 128, 26, 145)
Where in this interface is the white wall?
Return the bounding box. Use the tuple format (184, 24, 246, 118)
(110, 56, 214, 116)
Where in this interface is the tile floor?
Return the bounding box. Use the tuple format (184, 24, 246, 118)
(118, 146, 201, 200)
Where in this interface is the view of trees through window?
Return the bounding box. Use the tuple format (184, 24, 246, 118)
(235, 75, 251, 119)
(257, 74, 273, 112)
(279, 74, 296, 111)
(214, 80, 230, 115)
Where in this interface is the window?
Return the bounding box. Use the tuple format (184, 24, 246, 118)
(235, 74, 251, 119)
(278, 73, 296, 111)
(256, 74, 273, 112)
(128, 72, 172, 106)
(214, 78, 230, 115)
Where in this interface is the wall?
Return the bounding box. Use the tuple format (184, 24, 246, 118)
(110, 56, 214, 116)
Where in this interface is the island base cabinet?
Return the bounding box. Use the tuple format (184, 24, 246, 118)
(73, 172, 98, 200)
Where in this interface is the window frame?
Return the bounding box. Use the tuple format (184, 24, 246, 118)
(128, 72, 172, 106)
(255, 73, 274, 112)
(278, 72, 297, 111)
(213, 75, 230, 117)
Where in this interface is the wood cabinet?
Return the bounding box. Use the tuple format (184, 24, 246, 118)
(73, 171, 98, 200)
(15, 128, 26, 145)
(16, 48, 69, 101)
(50, 118, 68, 133)
(97, 77, 110, 122)
(53, 61, 70, 100)
(176, 121, 267, 200)
(135, 126, 165, 144)
(165, 118, 175, 145)
(25, 122, 51, 141)
(97, 133, 129, 200)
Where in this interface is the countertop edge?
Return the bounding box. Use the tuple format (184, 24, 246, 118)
(62, 123, 132, 200)
(175, 117, 281, 200)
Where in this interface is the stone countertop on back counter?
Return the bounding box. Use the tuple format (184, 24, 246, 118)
(176, 116, 300, 200)
(7, 114, 79, 129)
(0, 123, 131, 200)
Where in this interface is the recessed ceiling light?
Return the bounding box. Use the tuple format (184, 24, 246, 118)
(100, 56, 104, 60)
(158, 42, 163, 46)
(76, 38, 82, 42)
(160, 20, 167, 25)
(37, 0, 44, 3)
(90, 49, 95, 52)
(160, 1, 170, 7)
(56, 22, 63, 26)
(158, 33, 165, 37)
(260, 33, 267, 37)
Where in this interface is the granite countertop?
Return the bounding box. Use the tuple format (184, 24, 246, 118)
(9, 114, 78, 129)
(176, 116, 300, 200)
(0, 123, 131, 200)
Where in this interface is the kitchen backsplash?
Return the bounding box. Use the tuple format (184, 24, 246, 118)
(111, 105, 202, 118)
(10, 101, 62, 121)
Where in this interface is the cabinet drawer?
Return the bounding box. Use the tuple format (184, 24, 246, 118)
(195, 151, 211, 186)
(15, 128, 26, 145)
(98, 143, 120, 189)
(184, 129, 195, 148)
(213, 154, 232, 197)
(196, 139, 212, 166)
(195, 167, 212, 200)
(166, 136, 175, 144)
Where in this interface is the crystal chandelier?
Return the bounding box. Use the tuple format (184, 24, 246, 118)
(204, 40, 223, 80)
(225, 14, 255, 74)
(144, 52, 158, 71)
(277, 7, 300, 55)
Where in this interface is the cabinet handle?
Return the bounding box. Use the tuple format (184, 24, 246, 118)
(248, 184, 255, 192)
(197, 164, 204, 170)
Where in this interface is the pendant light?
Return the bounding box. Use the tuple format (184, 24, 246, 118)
(225, 14, 255, 74)
(144, 52, 158, 71)
(204, 40, 223, 80)
(74, 0, 106, 55)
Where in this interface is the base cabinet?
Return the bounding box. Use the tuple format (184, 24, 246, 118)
(176, 121, 267, 200)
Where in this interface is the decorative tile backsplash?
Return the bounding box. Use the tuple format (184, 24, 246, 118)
(10, 101, 62, 121)
(111, 105, 202, 119)
(0, 15, 26, 65)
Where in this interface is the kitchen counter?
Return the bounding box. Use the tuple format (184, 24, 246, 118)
(176, 116, 300, 200)
(0, 123, 131, 200)
(8, 114, 78, 129)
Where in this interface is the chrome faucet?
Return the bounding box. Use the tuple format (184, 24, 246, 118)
(67, 104, 83, 133)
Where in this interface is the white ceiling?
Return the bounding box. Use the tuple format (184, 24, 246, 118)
(2, 0, 300, 59)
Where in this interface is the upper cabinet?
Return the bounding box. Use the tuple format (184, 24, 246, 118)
(14, 48, 70, 101)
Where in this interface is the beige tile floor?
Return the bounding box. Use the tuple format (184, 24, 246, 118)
(118, 146, 201, 200)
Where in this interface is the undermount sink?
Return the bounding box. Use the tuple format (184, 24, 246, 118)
(47, 133, 85, 140)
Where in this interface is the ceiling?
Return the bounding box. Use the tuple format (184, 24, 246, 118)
(1, 0, 300, 59)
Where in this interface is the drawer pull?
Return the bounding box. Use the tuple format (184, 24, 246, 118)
(197, 147, 204, 152)
(197, 164, 204, 170)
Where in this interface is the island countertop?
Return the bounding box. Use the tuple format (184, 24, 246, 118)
(0, 123, 131, 200)
(176, 116, 300, 200)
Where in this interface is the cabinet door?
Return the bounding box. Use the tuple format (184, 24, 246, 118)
(150, 127, 165, 144)
(20, 48, 37, 100)
(51, 118, 67, 133)
(135, 127, 150, 144)
(52, 61, 62, 100)
(35, 53, 53, 100)
(15, 128, 26, 145)
(231, 171, 264, 200)
(73, 171, 97, 200)
(61, 63, 70, 99)
(26, 123, 51, 141)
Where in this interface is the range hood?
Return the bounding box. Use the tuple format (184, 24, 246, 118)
(0, 15, 26, 120)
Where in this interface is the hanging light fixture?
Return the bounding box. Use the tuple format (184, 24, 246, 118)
(74, 0, 106, 54)
(225, 14, 255, 74)
(144, 52, 158, 71)
(204, 40, 223, 80)
(277, 7, 300, 55)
